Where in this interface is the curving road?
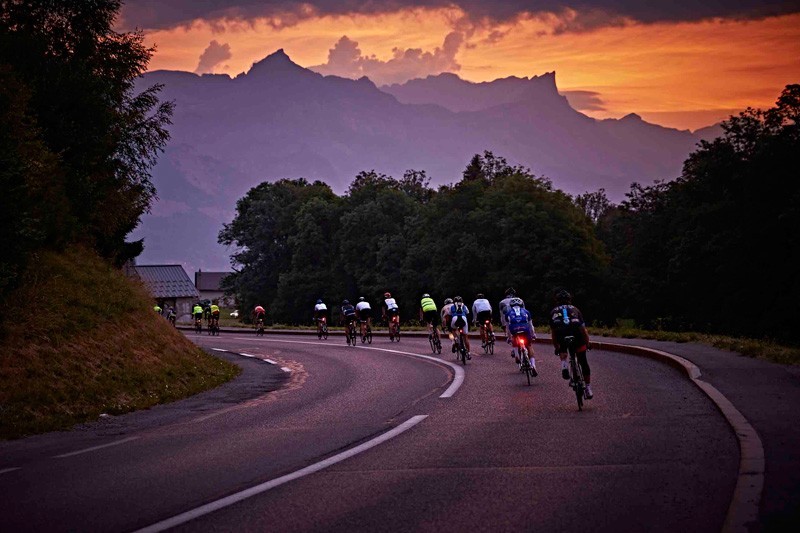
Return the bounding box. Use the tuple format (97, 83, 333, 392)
(0, 332, 738, 532)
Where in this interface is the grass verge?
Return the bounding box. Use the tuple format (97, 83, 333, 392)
(587, 326, 800, 366)
(0, 247, 240, 439)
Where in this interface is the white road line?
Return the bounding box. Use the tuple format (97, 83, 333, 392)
(53, 436, 140, 458)
(0, 467, 21, 475)
(262, 359, 277, 365)
(229, 336, 464, 398)
(211, 348, 228, 352)
(239, 353, 257, 358)
(281, 367, 292, 373)
(133, 415, 428, 533)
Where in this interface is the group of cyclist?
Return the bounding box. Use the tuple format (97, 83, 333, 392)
(312, 287, 593, 399)
(190, 302, 221, 329)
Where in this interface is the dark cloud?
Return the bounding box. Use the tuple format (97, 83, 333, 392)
(562, 90, 606, 111)
(120, 1, 800, 31)
(195, 40, 232, 73)
(310, 33, 463, 85)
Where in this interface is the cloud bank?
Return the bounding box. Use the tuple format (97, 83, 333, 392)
(195, 40, 232, 73)
(311, 33, 463, 85)
(121, 0, 800, 31)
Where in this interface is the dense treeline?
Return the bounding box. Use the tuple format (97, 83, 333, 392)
(596, 85, 799, 341)
(220, 154, 609, 326)
(0, 0, 171, 294)
(223, 86, 799, 343)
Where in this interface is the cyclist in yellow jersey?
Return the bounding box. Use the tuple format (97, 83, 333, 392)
(419, 294, 440, 338)
(210, 304, 220, 327)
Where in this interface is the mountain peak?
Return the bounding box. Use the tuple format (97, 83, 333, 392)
(246, 48, 309, 78)
(621, 112, 643, 122)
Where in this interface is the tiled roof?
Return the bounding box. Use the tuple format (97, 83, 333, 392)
(133, 265, 200, 299)
(195, 271, 231, 291)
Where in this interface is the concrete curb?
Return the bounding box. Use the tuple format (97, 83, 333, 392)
(188, 327, 763, 531)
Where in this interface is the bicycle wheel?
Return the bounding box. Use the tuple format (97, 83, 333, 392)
(367, 328, 372, 344)
(396, 324, 400, 342)
(571, 358, 584, 410)
(323, 325, 328, 340)
(435, 335, 442, 354)
(488, 336, 494, 355)
(429, 334, 436, 353)
(459, 336, 468, 365)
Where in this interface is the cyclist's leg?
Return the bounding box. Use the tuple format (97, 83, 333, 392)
(577, 350, 590, 384)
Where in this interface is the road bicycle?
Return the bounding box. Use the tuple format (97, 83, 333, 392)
(563, 335, 588, 410)
(513, 333, 537, 385)
(317, 316, 328, 340)
(255, 318, 265, 337)
(454, 327, 469, 365)
(361, 321, 372, 344)
(428, 323, 442, 354)
(388, 315, 400, 342)
(167, 312, 176, 327)
(208, 316, 220, 336)
(346, 319, 358, 346)
(481, 319, 495, 355)
(194, 317, 202, 334)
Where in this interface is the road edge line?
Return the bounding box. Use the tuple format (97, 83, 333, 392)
(594, 340, 763, 533)
(132, 415, 428, 533)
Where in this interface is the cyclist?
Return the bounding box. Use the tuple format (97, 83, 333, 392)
(355, 297, 372, 338)
(314, 299, 328, 333)
(449, 296, 471, 359)
(550, 289, 593, 399)
(166, 306, 176, 326)
(340, 299, 357, 344)
(505, 297, 537, 375)
(471, 293, 493, 347)
(498, 287, 525, 338)
(253, 305, 266, 325)
(419, 293, 440, 337)
(382, 292, 399, 334)
(192, 303, 204, 327)
(210, 303, 220, 327)
(440, 298, 455, 352)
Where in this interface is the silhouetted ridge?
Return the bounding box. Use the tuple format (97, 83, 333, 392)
(244, 48, 316, 80)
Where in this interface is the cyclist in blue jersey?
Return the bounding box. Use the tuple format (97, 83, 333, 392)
(505, 297, 537, 375)
(449, 296, 471, 358)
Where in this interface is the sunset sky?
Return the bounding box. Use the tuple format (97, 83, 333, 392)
(121, 1, 800, 131)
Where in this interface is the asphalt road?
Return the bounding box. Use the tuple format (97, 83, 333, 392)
(0, 333, 738, 532)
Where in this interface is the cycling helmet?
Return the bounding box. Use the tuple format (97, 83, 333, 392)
(422, 293, 430, 298)
(510, 297, 523, 307)
(505, 287, 516, 297)
(444, 298, 453, 305)
(384, 292, 391, 298)
(316, 299, 323, 304)
(359, 296, 365, 301)
(342, 299, 350, 305)
(454, 296, 463, 303)
(476, 293, 484, 299)
(555, 289, 572, 304)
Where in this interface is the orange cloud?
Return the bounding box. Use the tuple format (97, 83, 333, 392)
(143, 8, 800, 130)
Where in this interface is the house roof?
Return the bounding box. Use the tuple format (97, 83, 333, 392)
(195, 271, 231, 291)
(133, 265, 200, 299)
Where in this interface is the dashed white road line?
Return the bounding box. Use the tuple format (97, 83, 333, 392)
(229, 336, 464, 398)
(211, 348, 228, 352)
(133, 415, 429, 533)
(280, 367, 292, 373)
(0, 467, 21, 475)
(53, 436, 140, 458)
(262, 359, 277, 365)
(239, 353, 257, 358)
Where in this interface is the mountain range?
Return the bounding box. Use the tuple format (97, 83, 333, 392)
(132, 49, 722, 272)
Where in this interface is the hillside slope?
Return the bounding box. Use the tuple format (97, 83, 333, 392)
(0, 248, 239, 439)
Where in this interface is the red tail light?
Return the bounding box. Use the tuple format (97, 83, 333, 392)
(518, 337, 525, 346)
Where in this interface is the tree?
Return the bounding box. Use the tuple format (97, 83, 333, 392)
(0, 0, 172, 293)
